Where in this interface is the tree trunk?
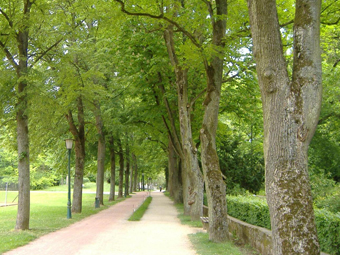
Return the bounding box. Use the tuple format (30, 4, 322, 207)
(13, 0, 32, 231)
(164, 26, 203, 220)
(125, 138, 130, 197)
(247, 0, 321, 254)
(117, 138, 124, 198)
(109, 136, 116, 201)
(16, 82, 30, 230)
(65, 97, 86, 214)
(94, 103, 105, 205)
(132, 153, 138, 192)
(129, 141, 133, 194)
(199, 0, 228, 242)
(168, 137, 183, 204)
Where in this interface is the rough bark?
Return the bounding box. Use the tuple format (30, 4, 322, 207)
(117, 139, 124, 198)
(109, 136, 116, 201)
(199, 0, 228, 242)
(247, 0, 321, 254)
(16, 81, 30, 230)
(164, 26, 204, 220)
(94, 102, 105, 205)
(65, 98, 86, 213)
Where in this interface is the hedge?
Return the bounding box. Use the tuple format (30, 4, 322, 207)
(227, 195, 340, 255)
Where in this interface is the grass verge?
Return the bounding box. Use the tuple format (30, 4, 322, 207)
(128, 196, 152, 221)
(0, 191, 125, 254)
(164, 192, 259, 255)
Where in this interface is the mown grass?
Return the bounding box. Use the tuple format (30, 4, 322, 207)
(0, 191, 125, 254)
(128, 196, 152, 221)
(189, 232, 246, 255)
(164, 192, 259, 255)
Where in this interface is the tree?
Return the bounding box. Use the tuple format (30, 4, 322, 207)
(247, 0, 322, 253)
(0, 0, 64, 229)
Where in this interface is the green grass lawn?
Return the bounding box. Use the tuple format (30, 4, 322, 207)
(43, 182, 113, 192)
(0, 190, 124, 254)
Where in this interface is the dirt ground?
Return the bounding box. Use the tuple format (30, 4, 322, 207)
(4, 191, 200, 255)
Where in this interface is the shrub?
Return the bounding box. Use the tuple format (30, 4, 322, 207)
(315, 209, 340, 255)
(227, 195, 271, 229)
(227, 195, 340, 255)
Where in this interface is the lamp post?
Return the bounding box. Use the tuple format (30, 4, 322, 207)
(65, 139, 73, 219)
(142, 173, 145, 191)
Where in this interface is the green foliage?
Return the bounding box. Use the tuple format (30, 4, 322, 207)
(217, 123, 264, 195)
(227, 195, 271, 229)
(227, 195, 340, 255)
(314, 209, 340, 255)
(128, 196, 152, 221)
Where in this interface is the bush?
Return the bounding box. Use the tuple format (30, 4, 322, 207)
(227, 195, 340, 255)
(227, 195, 271, 229)
(315, 209, 340, 255)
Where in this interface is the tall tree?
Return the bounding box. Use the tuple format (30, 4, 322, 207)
(247, 0, 322, 253)
(0, 0, 63, 229)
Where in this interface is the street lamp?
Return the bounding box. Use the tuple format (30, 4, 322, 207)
(65, 139, 73, 219)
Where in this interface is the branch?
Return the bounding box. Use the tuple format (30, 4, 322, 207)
(280, 20, 294, 27)
(189, 88, 207, 108)
(321, 16, 340, 25)
(30, 37, 63, 68)
(318, 112, 340, 125)
(222, 65, 256, 83)
(114, 0, 164, 19)
(114, 0, 201, 48)
(0, 41, 19, 74)
(201, 0, 215, 28)
(65, 110, 79, 138)
(0, 8, 13, 27)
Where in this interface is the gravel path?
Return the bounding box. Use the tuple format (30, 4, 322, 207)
(4, 191, 199, 255)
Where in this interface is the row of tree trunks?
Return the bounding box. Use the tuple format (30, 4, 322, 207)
(109, 136, 116, 201)
(163, 26, 204, 220)
(167, 137, 183, 204)
(117, 138, 124, 198)
(94, 102, 106, 205)
(124, 136, 130, 197)
(132, 153, 138, 192)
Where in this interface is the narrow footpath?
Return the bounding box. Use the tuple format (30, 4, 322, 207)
(4, 191, 199, 255)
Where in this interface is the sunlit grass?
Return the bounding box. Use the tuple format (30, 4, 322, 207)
(164, 192, 259, 255)
(128, 196, 152, 221)
(0, 191, 125, 254)
(43, 182, 113, 192)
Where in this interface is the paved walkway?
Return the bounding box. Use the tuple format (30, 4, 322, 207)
(4, 191, 199, 255)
